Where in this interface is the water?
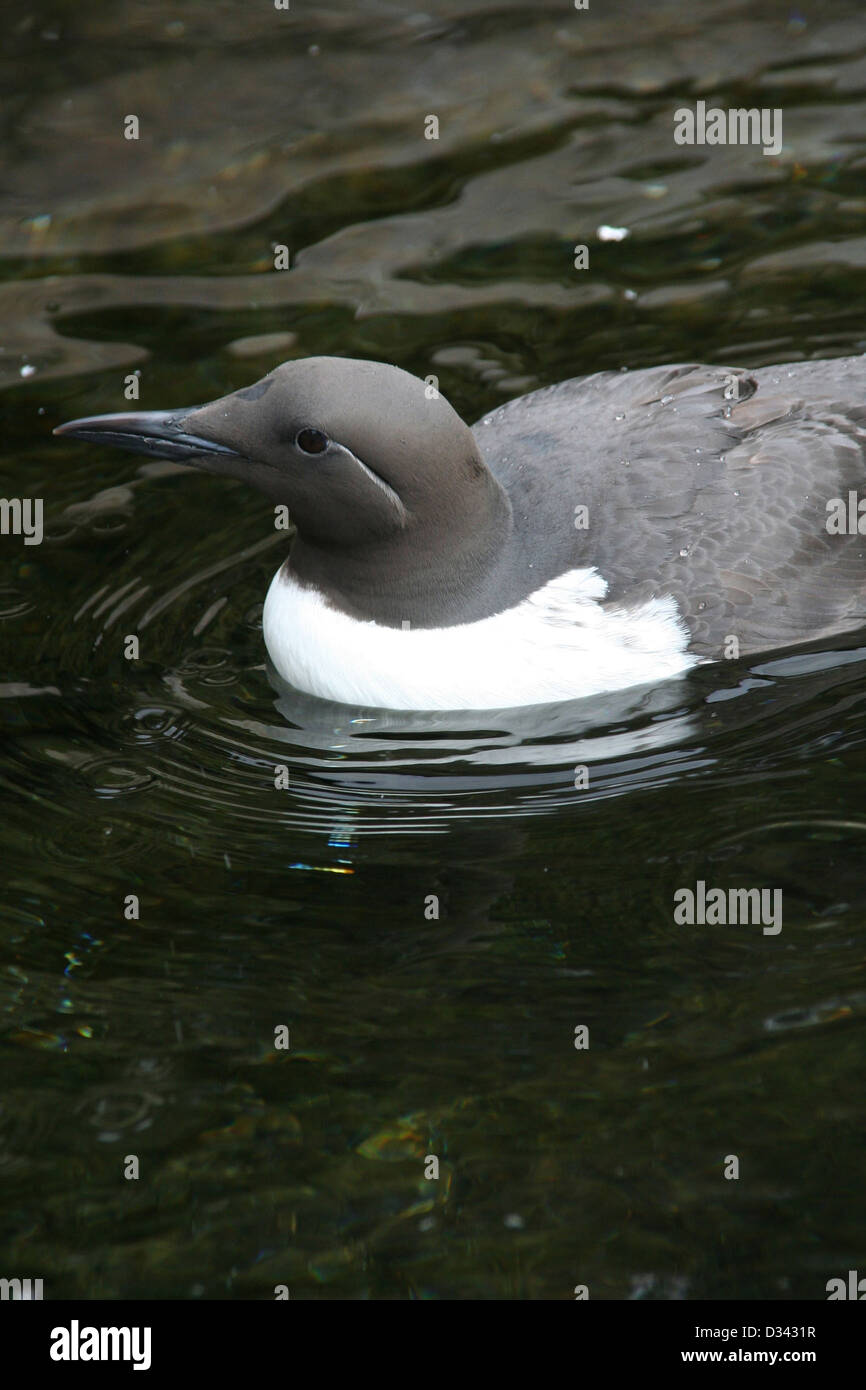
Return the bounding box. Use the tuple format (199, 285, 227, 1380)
(2, 0, 866, 1299)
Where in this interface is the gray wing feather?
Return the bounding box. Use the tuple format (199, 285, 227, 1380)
(473, 357, 866, 657)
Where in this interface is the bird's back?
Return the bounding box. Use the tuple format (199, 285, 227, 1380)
(473, 356, 866, 657)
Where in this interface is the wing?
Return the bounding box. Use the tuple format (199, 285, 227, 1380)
(474, 357, 866, 656)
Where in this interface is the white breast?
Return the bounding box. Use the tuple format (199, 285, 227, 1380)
(262, 565, 699, 710)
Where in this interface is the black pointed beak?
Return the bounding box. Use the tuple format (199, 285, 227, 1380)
(53, 409, 241, 464)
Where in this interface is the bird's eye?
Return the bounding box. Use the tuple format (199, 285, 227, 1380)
(296, 428, 329, 455)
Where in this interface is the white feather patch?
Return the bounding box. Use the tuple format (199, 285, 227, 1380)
(262, 565, 698, 710)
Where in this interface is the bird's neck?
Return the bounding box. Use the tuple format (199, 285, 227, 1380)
(287, 471, 513, 629)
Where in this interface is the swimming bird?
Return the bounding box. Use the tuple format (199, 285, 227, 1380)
(54, 355, 866, 710)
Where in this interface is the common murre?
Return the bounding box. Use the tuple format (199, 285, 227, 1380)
(54, 354, 866, 711)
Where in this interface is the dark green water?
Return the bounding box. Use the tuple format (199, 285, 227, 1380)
(2, 0, 866, 1299)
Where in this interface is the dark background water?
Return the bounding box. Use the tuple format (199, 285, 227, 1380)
(2, 0, 866, 1299)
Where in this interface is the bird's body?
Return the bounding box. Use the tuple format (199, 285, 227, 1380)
(55, 354, 866, 711)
